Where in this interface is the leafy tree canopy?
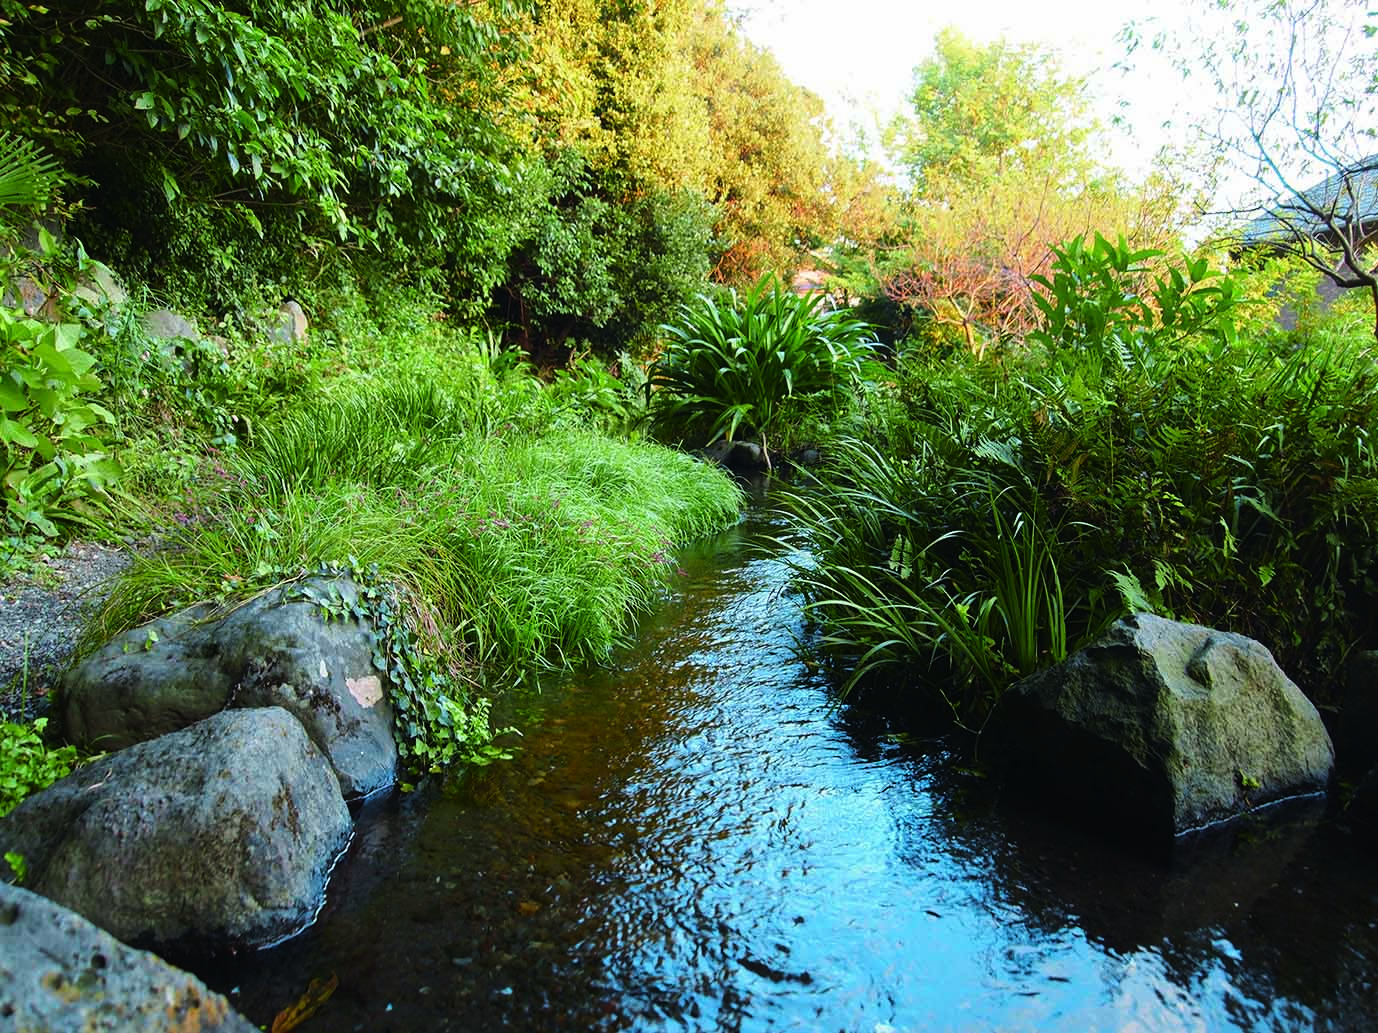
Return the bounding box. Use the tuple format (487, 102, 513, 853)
(889, 27, 1095, 196)
(870, 28, 1181, 353)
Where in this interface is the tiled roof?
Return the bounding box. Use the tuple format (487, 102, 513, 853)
(1240, 154, 1378, 244)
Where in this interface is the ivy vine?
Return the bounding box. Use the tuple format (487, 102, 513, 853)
(288, 560, 516, 781)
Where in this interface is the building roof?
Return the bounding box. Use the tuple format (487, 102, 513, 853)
(1240, 154, 1378, 245)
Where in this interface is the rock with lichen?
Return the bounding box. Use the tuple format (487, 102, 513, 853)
(0, 880, 255, 1031)
(0, 707, 351, 952)
(61, 575, 397, 798)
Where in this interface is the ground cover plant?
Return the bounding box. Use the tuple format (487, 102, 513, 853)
(648, 274, 880, 464)
(786, 239, 1378, 728)
(0, 717, 76, 819)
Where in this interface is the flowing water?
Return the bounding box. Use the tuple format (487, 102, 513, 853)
(203, 498, 1378, 1032)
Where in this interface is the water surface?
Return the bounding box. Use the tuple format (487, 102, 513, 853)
(203, 500, 1378, 1032)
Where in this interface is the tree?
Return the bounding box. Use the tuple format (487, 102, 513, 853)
(492, 0, 845, 355)
(1137, 0, 1378, 338)
(688, 11, 835, 283)
(889, 28, 1094, 197)
(875, 29, 1180, 354)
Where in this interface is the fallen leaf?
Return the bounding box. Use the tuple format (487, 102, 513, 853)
(270, 972, 339, 1033)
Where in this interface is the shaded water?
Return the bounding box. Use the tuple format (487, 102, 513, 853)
(203, 500, 1378, 1031)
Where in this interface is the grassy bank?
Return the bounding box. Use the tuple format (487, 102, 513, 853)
(1, 285, 741, 791)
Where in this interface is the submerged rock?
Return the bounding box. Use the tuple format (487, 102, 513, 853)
(702, 438, 768, 475)
(0, 707, 352, 953)
(0, 881, 255, 1032)
(999, 613, 1334, 836)
(62, 575, 397, 797)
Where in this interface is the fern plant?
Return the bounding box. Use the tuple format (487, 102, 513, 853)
(0, 131, 62, 230)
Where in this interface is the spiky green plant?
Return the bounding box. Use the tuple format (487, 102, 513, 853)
(0, 131, 62, 223)
(648, 274, 878, 464)
(785, 439, 1084, 727)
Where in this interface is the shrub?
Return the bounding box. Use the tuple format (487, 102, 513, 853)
(0, 305, 120, 539)
(648, 274, 878, 463)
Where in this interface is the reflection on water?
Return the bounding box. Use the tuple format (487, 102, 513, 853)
(202, 500, 1378, 1032)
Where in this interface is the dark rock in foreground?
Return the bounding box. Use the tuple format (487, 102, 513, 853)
(62, 575, 397, 797)
(0, 880, 255, 1032)
(999, 613, 1334, 836)
(0, 707, 352, 953)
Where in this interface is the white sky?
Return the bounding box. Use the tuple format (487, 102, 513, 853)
(735, 0, 1199, 182)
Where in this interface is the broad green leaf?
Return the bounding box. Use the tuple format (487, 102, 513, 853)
(0, 377, 24, 412)
(0, 416, 38, 449)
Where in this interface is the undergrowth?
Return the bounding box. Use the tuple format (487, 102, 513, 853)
(787, 243, 1378, 726)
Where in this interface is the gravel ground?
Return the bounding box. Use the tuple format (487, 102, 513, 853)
(0, 542, 133, 721)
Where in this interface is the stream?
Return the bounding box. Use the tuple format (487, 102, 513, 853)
(202, 496, 1378, 1031)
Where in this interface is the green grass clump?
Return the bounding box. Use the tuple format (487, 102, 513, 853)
(90, 365, 742, 768)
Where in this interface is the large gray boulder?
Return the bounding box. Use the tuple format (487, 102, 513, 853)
(0, 881, 255, 1032)
(1000, 613, 1334, 836)
(0, 707, 352, 952)
(62, 575, 397, 797)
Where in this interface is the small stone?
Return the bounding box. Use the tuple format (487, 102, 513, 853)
(142, 308, 200, 341)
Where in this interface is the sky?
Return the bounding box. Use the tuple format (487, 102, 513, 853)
(735, 0, 1199, 182)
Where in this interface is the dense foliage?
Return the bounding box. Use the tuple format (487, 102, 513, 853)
(787, 244, 1378, 726)
(0, 0, 859, 355)
(5, 0, 1377, 808)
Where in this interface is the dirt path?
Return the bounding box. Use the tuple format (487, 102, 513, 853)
(0, 542, 132, 720)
